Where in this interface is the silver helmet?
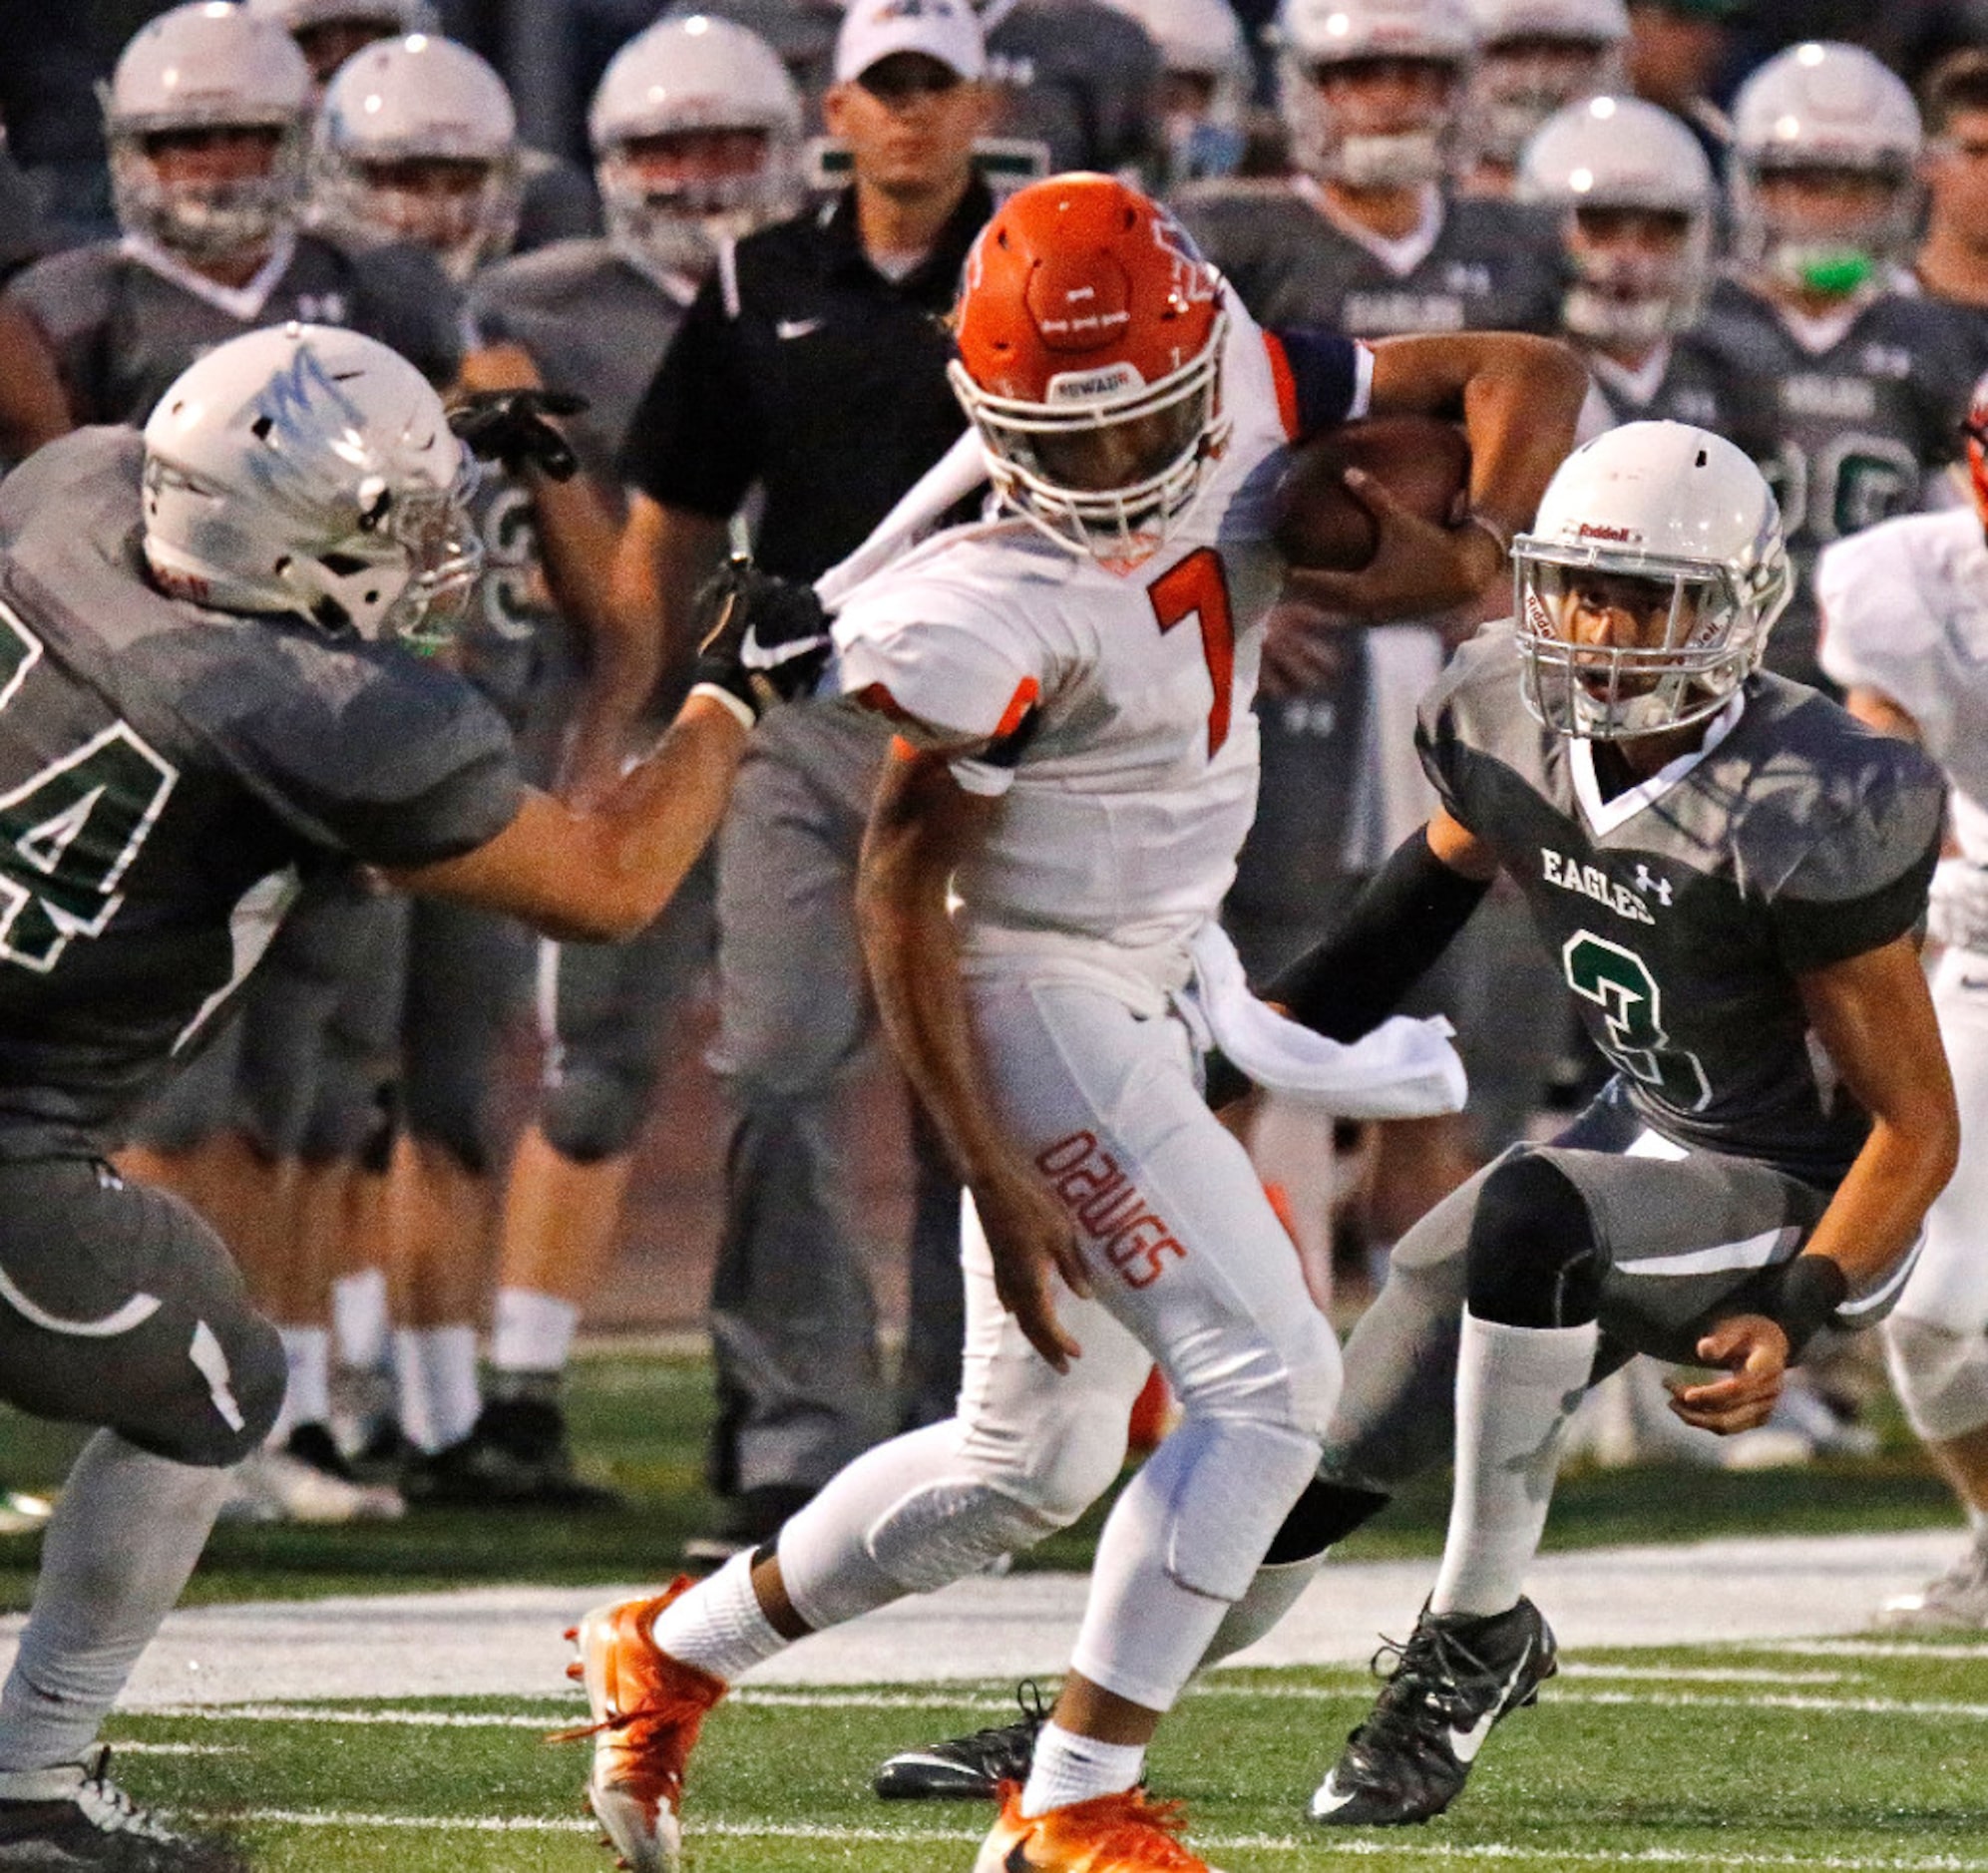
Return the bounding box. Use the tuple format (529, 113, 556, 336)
(314, 35, 523, 282)
(1518, 95, 1715, 346)
(589, 15, 805, 285)
(1465, 0, 1627, 168)
(1514, 422, 1792, 739)
(106, 3, 313, 261)
(142, 323, 482, 648)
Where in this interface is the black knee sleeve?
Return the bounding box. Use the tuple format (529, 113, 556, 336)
(120, 1308, 286, 1467)
(1264, 1478, 1391, 1564)
(1464, 1152, 1604, 1329)
(541, 1065, 652, 1164)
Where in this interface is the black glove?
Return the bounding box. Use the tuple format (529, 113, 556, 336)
(446, 388, 589, 482)
(690, 555, 834, 723)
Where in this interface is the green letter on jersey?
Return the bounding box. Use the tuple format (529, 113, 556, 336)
(1562, 930, 1711, 1112)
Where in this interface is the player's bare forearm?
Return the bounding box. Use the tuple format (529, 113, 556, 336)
(856, 748, 1025, 1192)
(857, 745, 1090, 1368)
(1796, 936, 1961, 1293)
(386, 693, 747, 941)
(1366, 332, 1588, 539)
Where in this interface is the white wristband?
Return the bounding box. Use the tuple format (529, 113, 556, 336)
(688, 682, 756, 731)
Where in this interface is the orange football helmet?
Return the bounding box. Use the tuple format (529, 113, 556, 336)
(950, 172, 1230, 559)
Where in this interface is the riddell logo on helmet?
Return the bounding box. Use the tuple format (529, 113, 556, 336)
(1576, 522, 1638, 542)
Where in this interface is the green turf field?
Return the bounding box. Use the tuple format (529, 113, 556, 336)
(100, 1641, 1988, 1870)
(0, 1350, 1961, 1609)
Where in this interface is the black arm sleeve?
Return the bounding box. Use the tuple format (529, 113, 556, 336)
(1264, 825, 1492, 1041)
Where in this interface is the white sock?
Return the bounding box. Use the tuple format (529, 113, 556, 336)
(391, 1328, 434, 1453)
(1430, 1310, 1598, 1618)
(1019, 1722, 1145, 1818)
(492, 1289, 578, 1374)
(421, 1326, 483, 1450)
(1967, 1502, 1988, 1540)
(649, 1553, 788, 1684)
(271, 1327, 329, 1444)
(332, 1269, 389, 1372)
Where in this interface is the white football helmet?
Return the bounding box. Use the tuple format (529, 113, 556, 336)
(315, 36, 522, 282)
(106, 3, 314, 260)
(590, 16, 804, 284)
(1513, 422, 1792, 739)
(1518, 95, 1714, 345)
(1730, 41, 1922, 297)
(1465, 0, 1627, 166)
(1276, 0, 1475, 187)
(142, 324, 482, 648)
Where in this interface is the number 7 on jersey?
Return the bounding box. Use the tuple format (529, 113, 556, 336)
(1147, 547, 1235, 760)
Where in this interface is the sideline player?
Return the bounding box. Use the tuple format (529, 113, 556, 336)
(556, 173, 1586, 1873)
(430, 14, 806, 1501)
(1702, 40, 1988, 692)
(1816, 376, 1988, 1630)
(1206, 423, 1951, 1826)
(1459, 0, 1628, 196)
(0, 322, 822, 1869)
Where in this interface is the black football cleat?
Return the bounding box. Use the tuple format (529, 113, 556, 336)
(402, 1398, 622, 1510)
(874, 1681, 1051, 1800)
(0, 1744, 246, 1870)
(1310, 1597, 1556, 1827)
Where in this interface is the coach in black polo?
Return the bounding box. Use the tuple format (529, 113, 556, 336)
(616, 0, 997, 1567)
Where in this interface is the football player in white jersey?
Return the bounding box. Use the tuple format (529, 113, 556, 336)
(557, 173, 1585, 1873)
(1818, 371, 1988, 1630)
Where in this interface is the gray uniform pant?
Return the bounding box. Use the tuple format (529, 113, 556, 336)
(704, 703, 965, 1497)
(1321, 1082, 1907, 1498)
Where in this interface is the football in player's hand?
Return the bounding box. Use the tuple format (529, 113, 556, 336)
(1272, 417, 1471, 571)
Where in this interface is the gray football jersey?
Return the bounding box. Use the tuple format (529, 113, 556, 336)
(4, 233, 463, 427)
(0, 429, 524, 1157)
(1697, 279, 1988, 689)
(1585, 333, 1732, 432)
(1418, 626, 1943, 1186)
(462, 237, 693, 725)
(1175, 183, 1565, 338)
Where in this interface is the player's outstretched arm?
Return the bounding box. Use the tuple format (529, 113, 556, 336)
(1290, 334, 1586, 622)
(1674, 936, 1961, 1434)
(383, 693, 750, 941)
(384, 565, 831, 938)
(857, 743, 1092, 1373)
(1264, 808, 1498, 1040)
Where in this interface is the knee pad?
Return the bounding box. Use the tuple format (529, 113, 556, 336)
(1149, 1414, 1325, 1602)
(1885, 1313, 1988, 1443)
(1465, 1152, 1603, 1329)
(864, 1478, 1064, 1593)
(123, 1310, 285, 1468)
(541, 1065, 652, 1164)
(402, 1078, 493, 1177)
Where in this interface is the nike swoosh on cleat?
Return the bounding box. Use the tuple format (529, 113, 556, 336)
(1311, 1777, 1362, 1816)
(776, 317, 824, 340)
(1005, 1839, 1035, 1872)
(1450, 1637, 1534, 1764)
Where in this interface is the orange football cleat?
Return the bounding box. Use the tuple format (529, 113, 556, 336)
(973, 1783, 1223, 1872)
(553, 1580, 726, 1872)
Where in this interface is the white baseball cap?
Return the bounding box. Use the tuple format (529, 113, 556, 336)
(834, 0, 988, 84)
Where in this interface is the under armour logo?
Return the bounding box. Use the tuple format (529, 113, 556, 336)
(1633, 864, 1673, 907)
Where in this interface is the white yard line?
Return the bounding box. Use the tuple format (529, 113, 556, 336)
(212, 1810, 1988, 1868)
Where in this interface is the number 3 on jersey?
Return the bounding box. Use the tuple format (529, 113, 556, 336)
(1562, 930, 1711, 1112)
(0, 602, 177, 973)
(1147, 547, 1235, 759)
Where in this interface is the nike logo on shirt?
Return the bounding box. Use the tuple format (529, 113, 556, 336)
(776, 317, 825, 340)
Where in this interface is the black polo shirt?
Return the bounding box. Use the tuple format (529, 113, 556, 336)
(618, 180, 994, 582)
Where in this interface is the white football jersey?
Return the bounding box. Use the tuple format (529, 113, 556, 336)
(834, 300, 1339, 989)
(1817, 509, 1984, 856)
